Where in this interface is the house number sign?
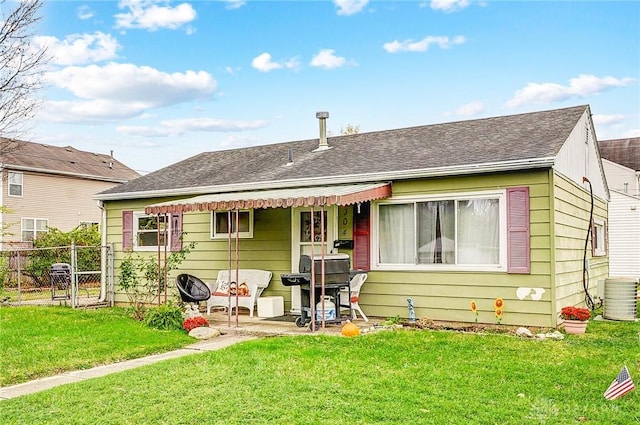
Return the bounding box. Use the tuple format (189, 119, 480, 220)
(338, 205, 353, 240)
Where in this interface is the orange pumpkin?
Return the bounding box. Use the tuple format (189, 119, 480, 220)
(341, 320, 360, 337)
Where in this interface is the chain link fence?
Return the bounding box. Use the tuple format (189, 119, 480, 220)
(0, 244, 113, 308)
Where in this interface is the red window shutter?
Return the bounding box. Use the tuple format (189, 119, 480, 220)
(507, 187, 530, 274)
(353, 203, 370, 271)
(170, 212, 183, 252)
(122, 210, 133, 251)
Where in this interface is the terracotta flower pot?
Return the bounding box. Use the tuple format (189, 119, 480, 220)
(563, 319, 588, 334)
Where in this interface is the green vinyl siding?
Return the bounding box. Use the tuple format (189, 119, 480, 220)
(103, 167, 607, 327)
(104, 199, 292, 307)
(364, 170, 555, 327)
(551, 172, 608, 323)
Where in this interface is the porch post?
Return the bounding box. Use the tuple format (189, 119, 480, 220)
(226, 210, 232, 327)
(310, 206, 316, 332)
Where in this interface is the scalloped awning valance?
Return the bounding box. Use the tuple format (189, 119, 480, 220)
(144, 182, 392, 214)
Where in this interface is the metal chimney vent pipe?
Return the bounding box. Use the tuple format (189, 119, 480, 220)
(314, 111, 331, 152)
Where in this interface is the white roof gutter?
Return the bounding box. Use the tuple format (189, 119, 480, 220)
(95, 157, 556, 201)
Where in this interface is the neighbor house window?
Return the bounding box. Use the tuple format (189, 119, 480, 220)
(211, 210, 253, 239)
(79, 221, 99, 230)
(21, 218, 48, 241)
(374, 191, 506, 271)
(134, 213, 168, 250)
(8, 172, 23, 197)
(592, 219, 607, 257)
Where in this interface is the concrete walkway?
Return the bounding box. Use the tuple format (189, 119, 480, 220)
(0, 333, 256, 400)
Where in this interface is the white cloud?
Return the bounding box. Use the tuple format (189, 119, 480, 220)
(252, 53, 282, 72)
(251, 53, 300, 72)
(430, 0, 470, 12)
(40, 99, 152, 123)
(114, 0, 197, 31)
(77, 5, 94, 20)
(383, 35, 465, 53)
(592, 114, 639, 139)
(41, 62, 216, 122)
(454, 101, 485, 116)
(334, 0, 369, 16)
(223, 0, 246, 10)
(117, 117, 267, 137)
(592, 114, 625, 126)
(310, 49, 348, 69)
(621, 129, 640, 138)
(506, 74, 636, 108)
(35, 32, 120, 66)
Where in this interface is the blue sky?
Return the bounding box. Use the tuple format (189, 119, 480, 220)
(19, 0, 640, 174)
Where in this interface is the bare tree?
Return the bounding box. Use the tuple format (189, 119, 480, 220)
(0, 0, 48, 141)
(340, 124, 360, 135)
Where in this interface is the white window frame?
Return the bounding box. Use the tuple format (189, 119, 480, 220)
(21, 218, 48, 241)
(371, 190, 507, 272)
(211, 210, 254, 239)
(592, 218, 606, 257)
(133, 212, 170, 251)
(8, 172, 23, 197)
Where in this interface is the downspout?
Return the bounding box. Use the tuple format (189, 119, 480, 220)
(549, 169, 558, 327)
(98, 200, 108, 302)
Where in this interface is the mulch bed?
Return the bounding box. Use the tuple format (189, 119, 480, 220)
(400, 317, 553, 335)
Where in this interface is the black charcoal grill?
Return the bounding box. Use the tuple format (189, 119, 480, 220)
(281, 253, 351, 286)
(281, 254, 352, 328)
(50, 263, 71, 300)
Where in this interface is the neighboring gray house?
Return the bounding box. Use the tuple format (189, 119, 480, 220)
(599, 137, 640, 279)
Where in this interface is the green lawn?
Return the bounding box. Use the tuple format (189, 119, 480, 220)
(0, 306, 193, 386)
(0, 306, 638, 424)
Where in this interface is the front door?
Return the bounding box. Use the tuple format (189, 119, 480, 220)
(290, 206, 337, 313)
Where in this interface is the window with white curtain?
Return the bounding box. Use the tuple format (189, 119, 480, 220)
(375, 191, 506, 270)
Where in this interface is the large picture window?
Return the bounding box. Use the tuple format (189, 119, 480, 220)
(375, 191, 506, 270)
(211, 210, 253, 239)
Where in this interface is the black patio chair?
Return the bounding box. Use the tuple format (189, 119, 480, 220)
(176, 274, 211, 304)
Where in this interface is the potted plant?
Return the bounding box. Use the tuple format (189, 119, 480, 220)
(560, 306, 591, 334)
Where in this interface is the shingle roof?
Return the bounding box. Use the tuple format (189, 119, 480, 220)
(598, 137, 640, 171)
(98, 105, 589, 198)
(1, 139, 140, 182)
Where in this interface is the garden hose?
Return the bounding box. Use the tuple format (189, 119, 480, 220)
(582, 176, 596, 311)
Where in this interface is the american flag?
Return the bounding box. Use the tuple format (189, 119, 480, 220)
(604, 365, 635, 400)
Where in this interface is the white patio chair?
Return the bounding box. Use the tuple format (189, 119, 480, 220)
(340, 272, 369, 322)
